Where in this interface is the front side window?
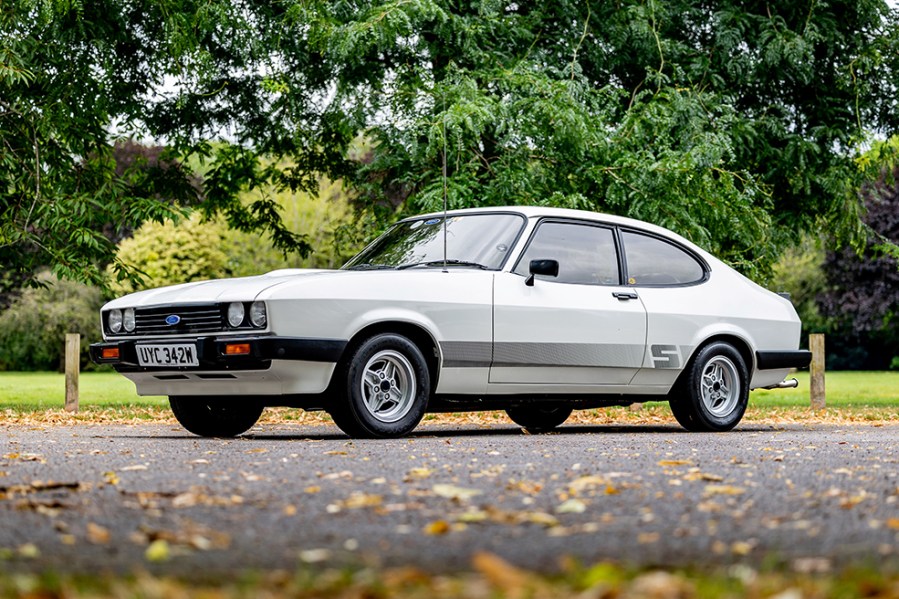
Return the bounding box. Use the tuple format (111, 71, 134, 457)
(621, 231, 705, 286)
(514, 221, 619, 285)
(343, 213, 525, 271)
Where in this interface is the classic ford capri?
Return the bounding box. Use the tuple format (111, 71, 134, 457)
(91, 207, 811, 438)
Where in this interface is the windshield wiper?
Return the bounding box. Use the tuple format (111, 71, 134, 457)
(345, 263, 395, 271)
(396, 259, 490, 270)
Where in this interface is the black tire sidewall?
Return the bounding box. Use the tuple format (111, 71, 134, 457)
(169, 396, 263, 437)
(506, 406, 572, 431)
(340, 334, 430, 438)
(684, 342, 749, 432)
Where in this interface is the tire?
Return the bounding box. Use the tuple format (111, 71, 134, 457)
(506, 405, 572, 432)
(670, 342, 749, 432)
(329, 333, 430, 438)
(169, 396, 264, 437)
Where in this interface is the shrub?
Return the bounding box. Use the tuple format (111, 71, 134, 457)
(0, 274, 103, 372)
(109, 214, 230, 295)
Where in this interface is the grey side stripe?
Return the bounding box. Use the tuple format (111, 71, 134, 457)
(441, 341, 492, 368)
(440, 341, 645, 369)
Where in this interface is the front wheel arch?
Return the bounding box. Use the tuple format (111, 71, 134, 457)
(335, 321, 439, 391)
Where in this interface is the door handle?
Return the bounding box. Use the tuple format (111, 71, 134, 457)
(613, 292, 639, 301)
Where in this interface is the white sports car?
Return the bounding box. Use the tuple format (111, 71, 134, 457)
(91, 207, 811, 438)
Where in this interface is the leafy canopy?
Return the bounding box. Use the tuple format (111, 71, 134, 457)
(3, 0, 899, 285)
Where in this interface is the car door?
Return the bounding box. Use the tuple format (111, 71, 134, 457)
(490, 220, 647, 387)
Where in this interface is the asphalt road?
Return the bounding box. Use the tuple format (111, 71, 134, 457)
(1, 421, 897, 577)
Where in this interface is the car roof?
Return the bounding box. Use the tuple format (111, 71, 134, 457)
(407, 206, 709, 257)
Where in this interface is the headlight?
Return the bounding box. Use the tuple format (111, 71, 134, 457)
(227, 302, 245, 328)
(108, 309, 123, 333)
(249, 301, 267, 328)
(123, 308, 136, 332)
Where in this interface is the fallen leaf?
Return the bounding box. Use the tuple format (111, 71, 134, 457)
(404, 468, 433, 481)
(246, 448, 268, 454)
(87, 523, 110, 545)
(556, 499, 587, 514)
(340, 493, 382, 509)
(304, 486, 321, 494)
(887, 518, 899, 530)
(283, 504, 297, 516)
(657, 460, 693, 467)
(433, 484, 482, 501)
(424, 520, 451, 535)
(637, 532, 660, 544)
(299, 548, 331, 563)
(103, 471, 120, 486)
(17, 543, 40, 559)
(472, 552, 533, 594)
(703, 485, 745, 497)
(145, 539, 170, 562)
(568, 475, 609, 495)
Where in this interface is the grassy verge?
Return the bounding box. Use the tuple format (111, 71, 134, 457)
(1, 371, 897, 426)
(0, 558, 896, 598)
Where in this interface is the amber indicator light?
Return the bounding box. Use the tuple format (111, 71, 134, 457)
(224, 343, 251, 356)
(101, 347, 120, 360)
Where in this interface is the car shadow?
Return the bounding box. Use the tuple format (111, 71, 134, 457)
(98, 422, 784, 442)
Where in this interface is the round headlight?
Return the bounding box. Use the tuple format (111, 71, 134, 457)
(123, 308, 136, 332)
(227, 302, 245, 328)
(108, 309, 123, 333)
(249, 301, 267, 328)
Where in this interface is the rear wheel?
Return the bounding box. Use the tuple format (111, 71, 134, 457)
(669, 342, 748, 432)
(169, 396, 264, 437)
(329, 333, 430, 438)
(506, 405, 572, 432)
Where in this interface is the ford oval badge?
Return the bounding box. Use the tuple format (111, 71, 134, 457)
(165, 314, 181, 326)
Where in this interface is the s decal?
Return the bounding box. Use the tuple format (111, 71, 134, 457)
(650, 344, 682, 369)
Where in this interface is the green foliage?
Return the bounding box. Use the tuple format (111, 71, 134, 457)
(110, 215, 230, 295)
(770, 236, 831, 334)
(0, 274, 103, 372)
(111, 177, 363, 291)
(3, 0, 899, 286)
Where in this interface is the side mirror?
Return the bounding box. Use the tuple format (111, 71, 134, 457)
(525, 259, 559, 287)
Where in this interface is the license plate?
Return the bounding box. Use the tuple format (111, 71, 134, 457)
(136, 344, 199, 367)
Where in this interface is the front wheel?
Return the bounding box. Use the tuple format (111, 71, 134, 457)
(329, 333, 430, 438)
(669, 342, 749, 432)
(506, 405, 572, 432)
(169, 396, 264, 437)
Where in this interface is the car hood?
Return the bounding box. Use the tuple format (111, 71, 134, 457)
(103, 269, 337, 309)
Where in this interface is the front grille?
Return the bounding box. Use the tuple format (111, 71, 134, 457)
(134, 304, 224, 335)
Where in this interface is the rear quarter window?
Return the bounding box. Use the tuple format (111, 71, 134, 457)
(621, 230, 706, 286)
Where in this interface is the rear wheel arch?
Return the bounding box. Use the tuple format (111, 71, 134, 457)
(676, 334, 754, 388)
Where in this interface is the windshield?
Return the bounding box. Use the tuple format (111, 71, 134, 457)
(343, 213, 526, 271)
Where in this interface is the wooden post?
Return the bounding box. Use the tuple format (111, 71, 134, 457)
(809, 333, 825, 410)
(65, 333, 80, 413)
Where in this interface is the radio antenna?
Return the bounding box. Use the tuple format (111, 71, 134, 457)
(442, 90, 448, 273)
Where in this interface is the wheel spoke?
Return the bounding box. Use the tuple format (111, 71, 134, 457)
(358, 349, 417, 424)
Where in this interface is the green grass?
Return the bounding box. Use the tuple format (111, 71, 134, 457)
(0, 371, 166, 412)
(1, 370, 897, 421)
(752, 370, 899, 407)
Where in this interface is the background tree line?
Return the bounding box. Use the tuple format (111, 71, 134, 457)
(1, 0, 898, 370)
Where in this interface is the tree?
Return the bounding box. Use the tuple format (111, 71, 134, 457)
(3, 1, 899, 286)
(818, 162, 899, 370)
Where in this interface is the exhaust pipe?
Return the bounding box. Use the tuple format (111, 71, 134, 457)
(762, 378, 799, 390)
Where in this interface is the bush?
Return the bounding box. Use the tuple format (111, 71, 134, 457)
(109, 214, 230, 295)
(110, 177, 366, 293)
(0, 274, 104, 372)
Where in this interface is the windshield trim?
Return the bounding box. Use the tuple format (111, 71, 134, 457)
(341, 210, 528, 272)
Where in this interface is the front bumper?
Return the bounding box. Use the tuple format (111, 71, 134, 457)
(90, 336, 347, 373)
